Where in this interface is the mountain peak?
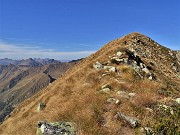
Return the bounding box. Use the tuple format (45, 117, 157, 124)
(0, 33, 179, 135)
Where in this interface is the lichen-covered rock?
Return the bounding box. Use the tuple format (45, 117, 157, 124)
(107, 97, 120, 104)
(116, 112, 140, 128)
(100, 88, 111, 93)
(128, 93, 136, 97)
(175, 98, 180, 104)
(140, 127, 154, 135)
(103, 66, 116, 72)
(116, 91, 130, 99)
(36, 121, 76, 135)
(116, 51, 123, 57)
(93, 62, 103, 70)
(109, 66, 116, 72)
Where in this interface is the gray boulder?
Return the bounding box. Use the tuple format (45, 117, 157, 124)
(93, 62, 103, 70)
(36, 121, 76, 135)
(116, 112, 140, 128)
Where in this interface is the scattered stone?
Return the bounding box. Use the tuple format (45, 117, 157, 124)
(107, 97, 120, 105)
(116, 51, 123, 57)
(128, 93, 136, 97)
(140, 127, 154, 135)
(111, 56, 119, 60)
(93, 62, 103, 70)
(175, 98, 180, 104)
(172, 66, 177, 71)
(123, 58, 128, 63)
(111, 58, 124, 64)
(103, 66, 113, 70)
(109, 66, 116, 72)
(140, 63, 145, 69)
(103, 66, 116, 72)
(102, 84, 111, 89)
(36, 121, 76, 135)
(100, 88, 111, 93)
(116, 91, 130, 99)
(148, 76, 153, 80)
(101, 74, 107, 77)
(142, 68, 150, 74)
(38, 102, 46, 111)
(116, 112, 140, 128)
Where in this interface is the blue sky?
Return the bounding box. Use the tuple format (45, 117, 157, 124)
(0, 0, 179, 60)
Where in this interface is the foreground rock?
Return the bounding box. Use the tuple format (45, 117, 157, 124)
(116, 112, 140, 128)
(36, 121, 76, 135)
(175, 98, 180, 104)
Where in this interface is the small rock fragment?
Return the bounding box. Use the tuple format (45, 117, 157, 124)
(116, 112, 140, 128)
(116, 51, 123, 57)
(102, 84, 111, 89)
(104, 66, 116, 72)
(128, 93, 136, 97)
(140, 127, 154, 135)
(175, 98, 180, 104)
(116, 91, 130, 99)
(100, 88, 111, 93)
(107, 97, 120, 104)
(142, 68, 150, 74)
(93, 62, 103, 70)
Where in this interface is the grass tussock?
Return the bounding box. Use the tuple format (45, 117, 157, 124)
(132, 92, 159, 108)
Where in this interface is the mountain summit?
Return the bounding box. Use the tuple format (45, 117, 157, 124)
(0, 33, 179, 135)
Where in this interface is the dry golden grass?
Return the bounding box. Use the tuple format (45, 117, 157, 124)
(132, 92, 159, 108)
(0, 32, 179, 135)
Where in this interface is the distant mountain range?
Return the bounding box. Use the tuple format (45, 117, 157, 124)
(0, 58, 81, 122)
(0, 58, 61, 66)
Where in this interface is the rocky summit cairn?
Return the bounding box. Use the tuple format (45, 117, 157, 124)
(36, 121, 76, 135)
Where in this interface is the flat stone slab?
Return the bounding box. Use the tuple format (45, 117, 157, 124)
(36, 121, 76, 135)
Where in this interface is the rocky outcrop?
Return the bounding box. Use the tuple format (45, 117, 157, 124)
(36, 121, 76, 135)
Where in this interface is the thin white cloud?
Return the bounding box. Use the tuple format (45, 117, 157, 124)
(0, 42, 95, 60)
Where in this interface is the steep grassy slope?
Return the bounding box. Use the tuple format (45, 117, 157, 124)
(0, 62, 77, 123)
(0, 33, 179, 135)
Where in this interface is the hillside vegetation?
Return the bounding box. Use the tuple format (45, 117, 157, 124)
(0, 32, 179, 135)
